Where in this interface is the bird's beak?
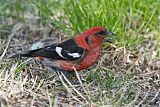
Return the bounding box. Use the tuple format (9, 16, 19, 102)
(105, 31, 115, 43)
(108, 31, 115, 36)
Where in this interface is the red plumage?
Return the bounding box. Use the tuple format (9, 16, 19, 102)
(11, 26, 114, 72)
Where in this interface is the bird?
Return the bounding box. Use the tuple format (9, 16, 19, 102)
(11, 26, 115, 73)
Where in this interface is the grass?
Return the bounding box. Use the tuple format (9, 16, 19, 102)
(31, 0, 160, 48)
(0, 0, 160, 106)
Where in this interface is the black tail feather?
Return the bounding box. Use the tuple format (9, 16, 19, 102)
(10, 52, 32, 58)
(10, 48, 43, 58)
(9, 53, 26, 58)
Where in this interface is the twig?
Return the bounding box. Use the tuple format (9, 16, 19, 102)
(0, 34, 13, 60)
(73, 67, 91, 103)
(58, 71, 89, 104)
(57, 72, 83, 103)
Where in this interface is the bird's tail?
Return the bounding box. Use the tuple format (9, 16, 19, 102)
(10, 48, 42, 58)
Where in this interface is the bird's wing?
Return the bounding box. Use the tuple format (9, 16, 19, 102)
(33, 38, 85, 61)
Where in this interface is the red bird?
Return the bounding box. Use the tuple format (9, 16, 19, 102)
(11, 26, 115, 72)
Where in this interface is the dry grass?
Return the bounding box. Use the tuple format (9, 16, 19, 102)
(0, 1, 160, 105)
(0, 19, 160, 107)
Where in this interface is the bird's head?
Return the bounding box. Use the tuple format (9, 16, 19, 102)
(83, 26, 115, 48)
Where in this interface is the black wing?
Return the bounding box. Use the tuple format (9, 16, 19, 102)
(31, 38, 85, 61)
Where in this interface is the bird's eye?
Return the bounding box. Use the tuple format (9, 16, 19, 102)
(97, 30, 107, 35)
(85, 36, 90, 44)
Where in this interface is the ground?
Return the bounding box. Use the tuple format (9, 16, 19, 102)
(1, 22, 160, 107)
(0, 0, 160, 107)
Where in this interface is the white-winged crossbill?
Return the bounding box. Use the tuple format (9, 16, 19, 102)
(11, 26, 115, 72)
